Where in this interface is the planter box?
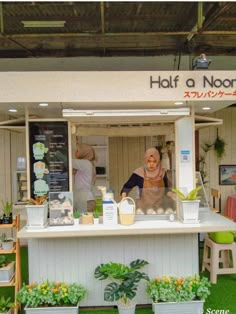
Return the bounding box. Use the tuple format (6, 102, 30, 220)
(25, 303, 79, 314)
(0, 309, 11, 314)
(0, 261, 15, 282)
(178, 200, 200, 224)
(25, 203, 48, 228)
(152, 300, 204, 314)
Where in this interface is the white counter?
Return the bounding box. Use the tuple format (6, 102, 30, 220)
(17, 211, 236, 239)
(17, 211, 236, 307)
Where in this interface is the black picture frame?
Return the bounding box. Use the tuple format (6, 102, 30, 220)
(219, 165, 236, 185)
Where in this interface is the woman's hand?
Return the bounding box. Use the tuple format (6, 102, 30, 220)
(121, 192, 127, 199)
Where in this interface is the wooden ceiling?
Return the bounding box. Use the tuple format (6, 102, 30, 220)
(0, 1, 236, 58)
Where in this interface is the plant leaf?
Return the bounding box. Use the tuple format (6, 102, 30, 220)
(104, 282, 120, 302)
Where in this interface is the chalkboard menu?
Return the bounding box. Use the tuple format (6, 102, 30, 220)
(28, 121, 69, 198)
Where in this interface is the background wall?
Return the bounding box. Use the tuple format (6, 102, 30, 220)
(199, 106, 236, 212)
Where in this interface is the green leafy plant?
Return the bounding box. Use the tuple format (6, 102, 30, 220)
(17, 280, 87, 308)
(93, 209, 99, 218)
(0, 255, 9, 268)
(0, 295, 15, 312)
(214, 135, 226, 161)
(73, 210, 81, 219)
(1, 200, 12, 216)
(146, 275, 211, 303)
(94, 259, 149, 307)
(171, 186, 202, 201)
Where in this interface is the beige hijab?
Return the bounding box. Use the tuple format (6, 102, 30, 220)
(76, 143, 96, 184)
(134, 147, 164, 179)
(76, 143, 95, 161)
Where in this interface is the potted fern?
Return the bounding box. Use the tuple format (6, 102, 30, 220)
(171, 186, 202, 223)
(94, 259, 149, 314)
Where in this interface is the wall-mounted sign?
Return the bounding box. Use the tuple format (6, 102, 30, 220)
(28, 121, 69, 198)
(180, 150, 191, 163)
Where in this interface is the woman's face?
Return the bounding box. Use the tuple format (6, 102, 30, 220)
(146, 156, 158, 171)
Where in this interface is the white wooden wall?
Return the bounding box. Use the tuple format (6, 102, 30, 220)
(199, 107, 236, 212)
(28, 234, 199, 306)
(109, 137, 146, 200)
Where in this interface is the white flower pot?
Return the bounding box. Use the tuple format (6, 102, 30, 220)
(25, 203, 48, 228)
(1, 239, 14, 250)
(93, 218, 99, 224)
(152, 300, 204, 314)
(0, 261, 15, 283)
(24, 302, 79, 314)
(178, 200, 200, 223)
(117, 303, 136, 314)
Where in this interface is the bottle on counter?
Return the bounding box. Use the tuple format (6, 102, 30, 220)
(102, 189, 118, 225)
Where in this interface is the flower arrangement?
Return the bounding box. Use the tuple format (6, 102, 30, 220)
(146, 275, 211, 303)
(17, 280, 87, 308)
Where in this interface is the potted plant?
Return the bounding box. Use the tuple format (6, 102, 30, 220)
(17, 280, 87, 314)
(0, 296, 15, 314)
(146, 275, 211, 314)
(25, 195, 48, 228)
(80, 212, 93, 224)
(93, 209, 100, 224)
(0, 255, 15, 283)
(94, 259, 149, 314)
(0, 233, 14, 250)
(171, 186, 202, 223)
(1, 200, 13, 224)
(73, 210, 80, 224)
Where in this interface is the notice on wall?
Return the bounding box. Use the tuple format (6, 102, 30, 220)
(28, 121, 69, 198)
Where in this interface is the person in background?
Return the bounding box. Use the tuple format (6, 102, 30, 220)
(120, 147, 172, 214)
(72, 143, 96, 212)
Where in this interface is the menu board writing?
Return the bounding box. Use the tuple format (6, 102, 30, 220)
(29, 121, 69, 198)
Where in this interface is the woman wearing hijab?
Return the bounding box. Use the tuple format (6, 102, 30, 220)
(120, 147, 170, 214)
(72, 143, 96, 212)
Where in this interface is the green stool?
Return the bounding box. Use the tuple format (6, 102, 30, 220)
(208, 231, 235, 244)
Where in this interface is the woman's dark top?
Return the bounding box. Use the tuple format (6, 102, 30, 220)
(120, 172, 169, 196)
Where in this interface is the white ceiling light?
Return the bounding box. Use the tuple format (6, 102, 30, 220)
(8, 109, 18, 112)
(62, 108, 190, 117)
(39, 103, 48, 107)
(22, 21, 66, 28)
(175, 101, 184, 105)
(202, 107, 211, 110)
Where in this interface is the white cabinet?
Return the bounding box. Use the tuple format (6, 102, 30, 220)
(14, 171, 28, 204)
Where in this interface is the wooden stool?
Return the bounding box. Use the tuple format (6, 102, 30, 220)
(202, 236, 236, 284)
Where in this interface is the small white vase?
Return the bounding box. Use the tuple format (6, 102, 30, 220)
(93, 218, 99, 224)
(73, 218, 79, 225)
